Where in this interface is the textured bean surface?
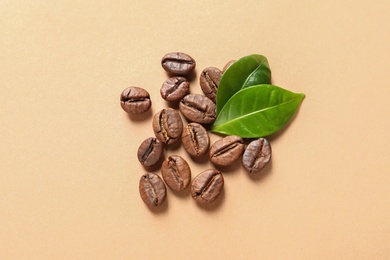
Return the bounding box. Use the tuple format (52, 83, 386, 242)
(139, 173, 166, 207)
(200, 67, 222, 102)
(152, 108, 183, 145)
(137, 137, 164, 167)
(161, 52, 196, 75)
(182, 123, 210, 157)
(179, 94, 216, 124)
(161, 155, 191, 191)
(120, 86, 151, 114)
(191, 169, 224, 204)
(209, 135, 245, 166)
(160, 76, 190, 101)
(242, 138, 272, 173)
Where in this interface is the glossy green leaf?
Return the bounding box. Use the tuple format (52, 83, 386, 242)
(216, 54, 271, 114)
(211, 85, 305, 138)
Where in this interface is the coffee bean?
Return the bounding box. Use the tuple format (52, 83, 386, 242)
(200, 67, 222, 103)
(152, 108, 183, 145)
(161, 155, 191, 191)
(120, 87, 151, 114)
(179, 94, 216, 124)
(209, 135, 245, 166)
(222, 60, 236, 73)
(139, 172, 166, 207)
(160, 77, 190, 102)
(242, 138, 271, 173)
(182, 123, 210, 157)
(137, 137, 164, 167)
(191, 169, 224, 204)
(161, 52, 196, 76)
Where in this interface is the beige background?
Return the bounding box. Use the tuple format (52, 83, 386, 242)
(1, 0, 390, 259)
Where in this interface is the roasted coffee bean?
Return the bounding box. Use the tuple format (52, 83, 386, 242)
(139, 172, 166, 207)
(182, 123, 210, 157)
(161, 52, 196, 76)
(120, 87, 151, 114)
(161, 155, 191, 191)
(222, 60, 236, 73)
(179, 94, 216, 124)
(152, 108, 183, 145)
(191, 169, 224, 204)
(200, 67, 222, 102)
(242, 138, 271, 173)
(209, 135, 245, 166)
(160, 77, 190, 102)
(137, 137, 164, 167)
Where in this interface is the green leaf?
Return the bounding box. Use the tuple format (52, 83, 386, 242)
(216, 54, 271, 114)
(211, 85, 305, 138)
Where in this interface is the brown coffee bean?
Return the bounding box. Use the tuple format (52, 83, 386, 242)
(160, 77, 190, 102)
(200, 67, 222, 103)
(182, 123, 210, 157)
(139, 172, 166, 207)
(161, 155, 191, 191)
(222, 60, 236, 73)
(179, 94, 216, 124)
(152, 108, 183, 145)
(137, 137, 164, 167)
(209, 135, 245, 166)
(120, 87, 151, 114)
(242, 138, 271, 173)
(191, 169, 224, 204)
(161, 52, 196, 76)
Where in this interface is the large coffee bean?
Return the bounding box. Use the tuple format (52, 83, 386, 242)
(182, 123, 210, 157)
(179, 94, 216, 124)
(120, 86, 151, 114)
(137, 137, 164, 167)
(200, 67, 222, 103)
(139, 172, 166, 207)
(160, 77, 190, 102)
(209, 135, 245, 166)
(161, 155, 191, 191)
(152, 108, 183, 145)
(222, 60, 236, 73)
(242, 138, 272, 173)
(161, 52, 196, 76)
(191, 169, 224, 204)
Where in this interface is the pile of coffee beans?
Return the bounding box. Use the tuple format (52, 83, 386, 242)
(121, 52, 271, 209)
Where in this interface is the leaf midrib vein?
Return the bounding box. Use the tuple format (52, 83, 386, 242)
(214, 98, 299, 129)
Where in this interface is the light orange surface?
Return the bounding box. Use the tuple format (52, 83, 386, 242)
(1, 1, 390, 259)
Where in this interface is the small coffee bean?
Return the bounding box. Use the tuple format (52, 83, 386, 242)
(200, 67, 222, 103)
(160, 77, 190, 102)
(161, 52, 196, 76)
(179, 94, 216, 124)
(137, 137, 164, 167)
(209, 135, 245, 166)
(182, 123, 210, 157)
(191, 169, 224, 204)
(161, 155, 191, 191)
(222, 60, 236, 73)
(120, 87, 151, 114)
(242, 138, 271, 173)
(139, 172, 166, 207)
(152, 108, 183, 145)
